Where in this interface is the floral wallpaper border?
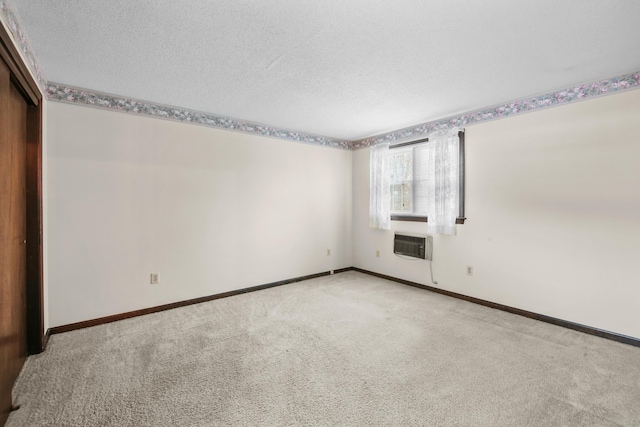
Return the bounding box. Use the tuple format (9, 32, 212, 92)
(352, 71, 640, 149)
(0, 0, 47, 91)
(46, 83, 352, 149)
(49, 70, 640, 151)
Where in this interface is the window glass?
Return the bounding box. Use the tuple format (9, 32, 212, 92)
(389, 150, 413, 214)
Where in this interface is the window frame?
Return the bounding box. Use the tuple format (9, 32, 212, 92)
(388, 147, 416, 217)
(389, 131, 466, 224)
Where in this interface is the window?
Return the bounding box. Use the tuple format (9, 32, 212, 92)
(388, 142, 432, 221)
(370, 129, 465, 235)
(389, 149, 414, 215)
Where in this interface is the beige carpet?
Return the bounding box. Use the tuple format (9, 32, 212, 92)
(8, 271, 640, 426)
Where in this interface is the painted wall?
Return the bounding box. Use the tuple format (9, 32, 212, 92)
(46, 102, 352, 327)
(353, 89, 640, 339)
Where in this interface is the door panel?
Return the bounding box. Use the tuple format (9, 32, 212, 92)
(0, 56, 28, 425)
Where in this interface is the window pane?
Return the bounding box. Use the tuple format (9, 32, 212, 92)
(391, 184, 401, 212)
(389, 151, 412, 183)
(413, 145, 430, 215)
(402, 152, 412, 181)
(389, 149, 414, 214)
(402, 182, 412, 212)
(391, 182, 412, 213)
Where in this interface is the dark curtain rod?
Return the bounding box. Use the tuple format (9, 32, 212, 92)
(389, 129, 466, 150)
(389, 137, 429, 149)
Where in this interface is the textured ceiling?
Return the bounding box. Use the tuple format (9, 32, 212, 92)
(10, 0, 640, 141)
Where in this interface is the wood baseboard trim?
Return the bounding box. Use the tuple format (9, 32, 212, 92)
(49, 268, 353, 335)
(42, 329, 50, 351)
(47, 266, 637, 348)
(352, 268, 640, 348)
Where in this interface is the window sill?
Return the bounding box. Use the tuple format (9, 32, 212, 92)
(390, 215, 467, 224)
(390, 215, 427, 222)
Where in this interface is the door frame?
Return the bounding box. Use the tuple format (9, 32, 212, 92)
(0, 22, 45, 354)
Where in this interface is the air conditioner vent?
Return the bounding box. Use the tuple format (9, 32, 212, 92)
(393, 234, 432, 260)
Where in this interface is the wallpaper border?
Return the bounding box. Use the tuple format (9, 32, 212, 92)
(352, 70, 640, 149)
(46, 83, 352, 149)
(49, 69, 640, 151)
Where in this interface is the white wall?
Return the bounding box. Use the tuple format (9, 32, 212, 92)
(47, 88, 640, 337)
(353, 89, 640, 340)
(46, 102, 352, 327)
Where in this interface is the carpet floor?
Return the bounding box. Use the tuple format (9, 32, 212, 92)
(8, 271, 640, 426)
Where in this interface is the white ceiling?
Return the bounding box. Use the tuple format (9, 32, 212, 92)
(11, 0, 640, 141)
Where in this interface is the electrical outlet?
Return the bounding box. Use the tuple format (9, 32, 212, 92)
(150, 273, 159, 284)
(327, 249, 331, 256)
(376, 250, 380, 258)
(466, 266, 473, 276)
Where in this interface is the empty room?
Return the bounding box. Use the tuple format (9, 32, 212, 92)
(1, 1, 640, 425)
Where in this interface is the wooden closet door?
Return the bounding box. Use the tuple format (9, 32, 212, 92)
(0, 56, 28, 425)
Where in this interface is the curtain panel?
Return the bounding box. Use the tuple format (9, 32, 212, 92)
(422, 128, 459, 235)
(369, 128, 459, 235)
(369, 142, 391, 230)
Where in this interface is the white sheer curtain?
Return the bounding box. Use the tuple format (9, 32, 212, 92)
(369, 129, 459, 234)
(369, 142, 391, 230)
(417, 128, 460, 235)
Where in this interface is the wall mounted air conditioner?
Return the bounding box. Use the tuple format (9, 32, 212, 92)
(393, 233, 433, 260)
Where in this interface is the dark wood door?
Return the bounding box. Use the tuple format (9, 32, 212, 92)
(0, 56, 28, 425)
